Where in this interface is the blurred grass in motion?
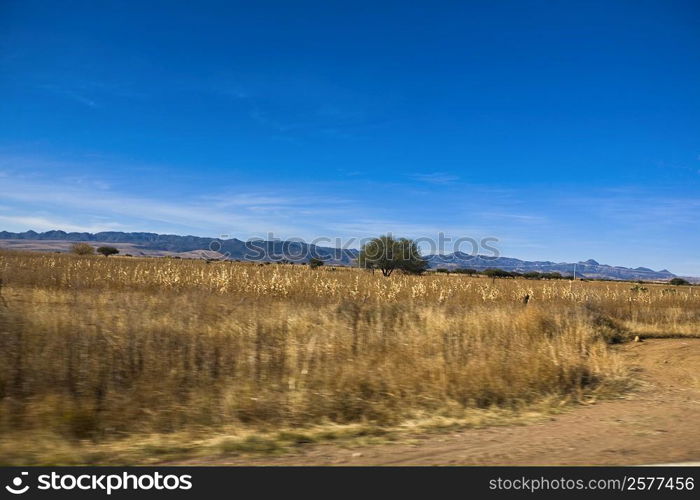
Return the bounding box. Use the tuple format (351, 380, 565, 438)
(1, 251, 697, 463)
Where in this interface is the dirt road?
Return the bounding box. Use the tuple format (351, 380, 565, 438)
(183, 339, 700, 465)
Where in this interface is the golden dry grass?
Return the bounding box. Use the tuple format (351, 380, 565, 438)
(0, 251, 697, 464)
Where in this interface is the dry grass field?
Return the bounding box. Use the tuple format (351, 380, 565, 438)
(0, 251, 698, 464)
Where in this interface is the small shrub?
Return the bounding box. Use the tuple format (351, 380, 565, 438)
(70, 243, 95, 256)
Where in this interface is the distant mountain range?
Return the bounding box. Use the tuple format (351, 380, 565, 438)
(426, 254, 678, 281)
(0, 230, 686, 282)
(0, 230, 359, 264)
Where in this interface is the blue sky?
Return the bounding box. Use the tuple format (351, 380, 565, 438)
(1, 1, 699, 274)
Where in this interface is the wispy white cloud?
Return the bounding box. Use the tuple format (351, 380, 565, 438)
(563, 190, 700, 227)
(479, 212, 547, 222)
(0, 161, 362, 240)
(0, 179, 309, 238)
(32, 77, 149, 109)
(38, 84, 100, 108)
(2, 153, 700, 274)
(0, 215, 127, 233)
(409, 172, 460, 185)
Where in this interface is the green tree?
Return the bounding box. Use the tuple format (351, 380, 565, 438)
(542, 272, 564, 280)
(669, 277, 690, 286)
(358, 235, 428, 277)
(454, 268, 477, 275)
(70, 242, 95, 256)
(308, 257, 324, 269)
(96, 246, 119, 257)
(483, 268, 513, 279)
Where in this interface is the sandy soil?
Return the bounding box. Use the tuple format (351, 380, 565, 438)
(175, 338, 700, 465)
